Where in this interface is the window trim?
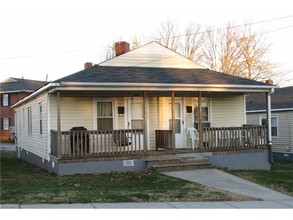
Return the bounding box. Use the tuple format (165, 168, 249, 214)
(3, 118, 10, 130)
(2, 94, 9, 106)
(27, 107, 32, 134)
(192, 98, 211, 129)
(39, 102, 43, 136)
(93, 99, 116, 130)
(259, 114, 278, 138)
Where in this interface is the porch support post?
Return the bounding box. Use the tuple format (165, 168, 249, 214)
(198, 91, 203, 148)
(57, 91, 61, 159)
(143, 91, 148, 153)
(266, 91, 274, 164)
(171, 91, 176, 150)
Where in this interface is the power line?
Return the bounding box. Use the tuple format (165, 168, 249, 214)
(1, 14, 293, 61)
(147, 14, 293, 42)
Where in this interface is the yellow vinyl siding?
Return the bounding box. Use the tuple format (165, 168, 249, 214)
(50, 95, 93, 131)
(211, 95, 245, 127)
(15, 93, 48, 160)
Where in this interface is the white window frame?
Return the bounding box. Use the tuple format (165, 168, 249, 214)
(192, 98, 211, 128)
(39, 102, 43, 135)
(259, 114, 278, 138)
(3, 118, 9, 130)
(27, 107, 32, 134)
(2, 94, 9, 106)
(93, 99, 116, 130)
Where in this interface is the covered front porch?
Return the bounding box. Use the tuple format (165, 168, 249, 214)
(48, 86, 272, 168)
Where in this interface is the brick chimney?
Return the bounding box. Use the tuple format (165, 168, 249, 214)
(84, 62, 93, 69)
(266, 79, 274, 85)
(115, 41, 130, 56)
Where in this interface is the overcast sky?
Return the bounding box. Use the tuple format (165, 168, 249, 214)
(1, 0, 293, 87)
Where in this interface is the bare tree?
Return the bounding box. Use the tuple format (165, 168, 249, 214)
(181, 23, 204, 62)
(198, 23, 279, 82)
(154, 20, 179, 51)
(235, 26, 279, 81)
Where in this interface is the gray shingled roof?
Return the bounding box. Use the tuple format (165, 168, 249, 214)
(246, 86, 293, 111)
(54, 65, 269, 86)
(0, 77, 47, 93)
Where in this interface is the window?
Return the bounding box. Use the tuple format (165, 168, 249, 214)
(260, 115, 278, 137)
(169, 103, 181, 133)
(130, 101, 144, 129)
(193, 98, 210, 129)
(2, 118, 10, 130)
(97, 101, 113, 130)
(27, 107, 32, 134)
(2, 94, 9, 106)
(39, 103, 43, 135)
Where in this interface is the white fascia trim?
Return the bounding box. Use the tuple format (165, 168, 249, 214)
(57, 82, 275, 92)
(12, 83, 60, 108)
(0, 90, 34, 94)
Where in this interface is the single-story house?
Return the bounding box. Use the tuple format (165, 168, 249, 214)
(246, 86, 293, 161)
(13, 41, 276, 175)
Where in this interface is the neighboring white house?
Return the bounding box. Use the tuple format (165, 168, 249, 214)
(12, 41, 275, 174)
(246, 86, 293, 161)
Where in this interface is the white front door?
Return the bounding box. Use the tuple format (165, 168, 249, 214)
(166, 99, 184, 148)
(127, 98, 144, 148)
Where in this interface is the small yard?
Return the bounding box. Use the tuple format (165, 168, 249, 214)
(228, 161, 293, 196)
(0, 151, 252, 204)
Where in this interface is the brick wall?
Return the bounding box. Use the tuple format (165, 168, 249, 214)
(1, 92, 30, 141)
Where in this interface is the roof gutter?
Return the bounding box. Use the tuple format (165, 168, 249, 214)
(12, 83, 60, 108)
(53, 81, 276, 92)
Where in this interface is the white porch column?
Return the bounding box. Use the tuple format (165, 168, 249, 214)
(171, 91, 175, 150)
(57, 91, 61, 159)
(143, 91, 148, 153)
(198, 91, 203, 147)
(266, 90, 274, 163)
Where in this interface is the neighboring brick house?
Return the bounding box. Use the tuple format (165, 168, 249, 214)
(0, 77, 47, 141)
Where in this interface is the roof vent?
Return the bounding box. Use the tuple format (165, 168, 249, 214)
(115, 41, 130, 56)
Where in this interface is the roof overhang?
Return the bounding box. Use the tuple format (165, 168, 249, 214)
(12, 81, 276, 108)
(50, 81, 276, 93)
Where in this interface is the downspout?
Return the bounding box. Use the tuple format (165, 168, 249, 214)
(266, 88, 274, 164)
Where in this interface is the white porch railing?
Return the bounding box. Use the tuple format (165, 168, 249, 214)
(51, 129, 144, 158)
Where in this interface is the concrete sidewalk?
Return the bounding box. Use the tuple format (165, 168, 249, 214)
(1, 169, 292, 209)
(1, 200, 292, 209)
(163, 169, 293, 201)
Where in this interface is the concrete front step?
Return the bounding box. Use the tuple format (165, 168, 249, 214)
(152, 162, 212, 172)
(147, 155, 212, 172)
